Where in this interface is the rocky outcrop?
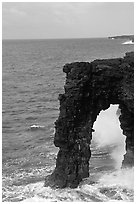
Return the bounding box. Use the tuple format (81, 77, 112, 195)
(45, 52, 134, 188)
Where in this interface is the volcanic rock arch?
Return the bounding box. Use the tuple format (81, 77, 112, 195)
(45, 52, 134, 188)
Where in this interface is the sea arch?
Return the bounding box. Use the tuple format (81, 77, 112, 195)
(92, 104, 126, 170)
(45, 52, 134, 188)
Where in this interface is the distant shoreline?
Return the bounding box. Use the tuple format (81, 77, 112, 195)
(108, 35, 134, 42)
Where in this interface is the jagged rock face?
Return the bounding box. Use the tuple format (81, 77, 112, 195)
(45, 52, 134, 188)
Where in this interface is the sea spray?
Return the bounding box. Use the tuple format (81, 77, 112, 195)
(98, 167, 134, 189)
(110, 144, 126, 169)
(92, 104, 126, 169)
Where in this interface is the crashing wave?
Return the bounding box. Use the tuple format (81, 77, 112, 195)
(2, 167, 134, 202)
(122, 40, 134, 45)
(18, 167, 133, 202)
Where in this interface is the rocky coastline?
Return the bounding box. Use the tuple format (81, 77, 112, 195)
(45, 52, 134, 188)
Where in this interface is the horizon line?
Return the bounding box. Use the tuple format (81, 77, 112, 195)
(2, 34, 134, 41)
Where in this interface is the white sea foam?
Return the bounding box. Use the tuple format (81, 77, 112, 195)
(122, 40, 134, 45)
(18, 167, 133, 202)
(99, 167, 134, 190)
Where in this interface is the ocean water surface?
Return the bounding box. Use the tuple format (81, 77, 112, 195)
(2, 38, 134, 202)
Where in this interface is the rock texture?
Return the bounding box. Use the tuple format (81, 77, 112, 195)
(45, 52, 134, 188)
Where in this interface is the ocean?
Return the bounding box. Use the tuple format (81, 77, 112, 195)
(2, 38, 134, 202)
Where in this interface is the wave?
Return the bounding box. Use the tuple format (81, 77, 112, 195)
(23, 168, 132, 202)
(2, 167, 133, 202)
(122, 40, 134, 45)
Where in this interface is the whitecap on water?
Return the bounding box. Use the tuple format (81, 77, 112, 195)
(29, 124, 45, 130)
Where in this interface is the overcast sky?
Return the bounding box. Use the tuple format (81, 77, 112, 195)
(2, 2, 134, 39)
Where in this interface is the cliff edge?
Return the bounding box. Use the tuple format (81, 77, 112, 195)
(45, 52, 134, 188)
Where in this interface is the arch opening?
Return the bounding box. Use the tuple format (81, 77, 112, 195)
(92, 104, 126, 170)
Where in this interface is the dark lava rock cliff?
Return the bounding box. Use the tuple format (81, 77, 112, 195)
(45, 52, 134, 188)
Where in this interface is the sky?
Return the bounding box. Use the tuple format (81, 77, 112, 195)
(2, 2, 134, 39)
